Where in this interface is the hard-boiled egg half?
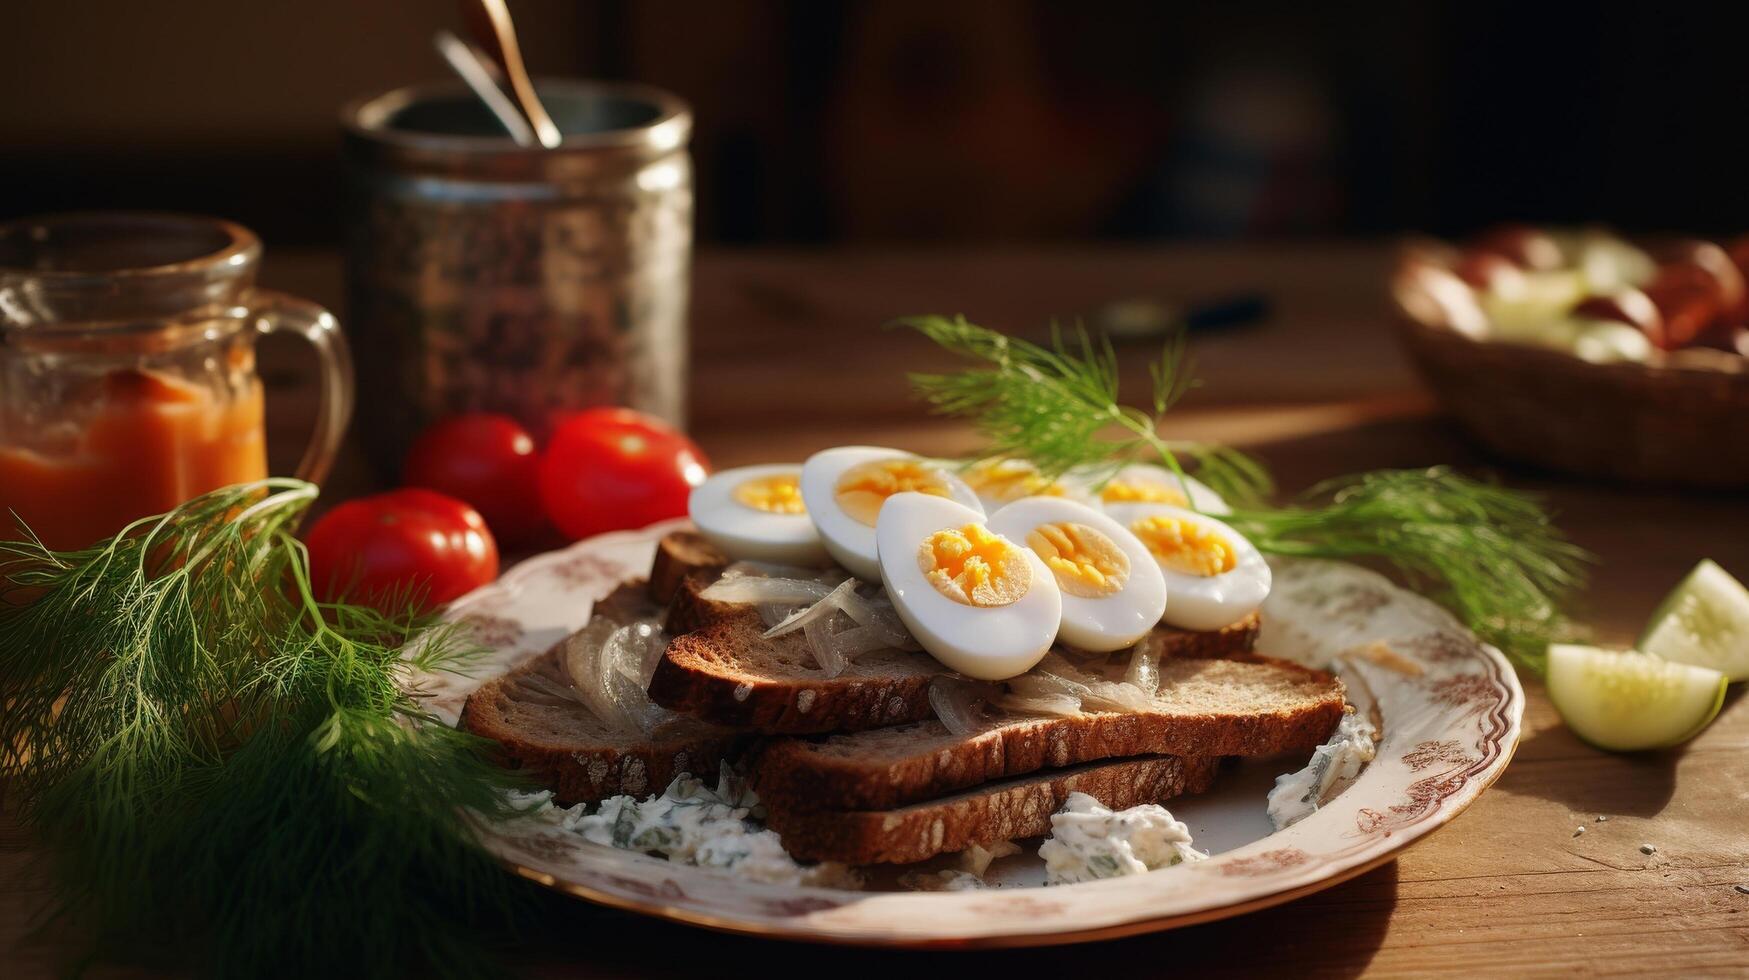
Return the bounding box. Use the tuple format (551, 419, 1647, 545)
(959, 457, 1084, 512)
(688, 463, 829, 565)
(985, 496, 1166, 653)
(1103, 502, 1270, 631)
(1086, 464, 1230, 515)
(799, 447, 983, 582)
(876, 492, 1061, 679)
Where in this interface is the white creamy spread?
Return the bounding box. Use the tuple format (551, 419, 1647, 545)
(514, 766, 860, 888)
(898, 839, 1023, 891)
(1038, 792, 1205, 884)
(1266, 709, 1378, 830)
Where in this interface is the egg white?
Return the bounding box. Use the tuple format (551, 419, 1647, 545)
(799, 446, 982, 582)
(877, 492, 1061, 680)
(687, 463, 829, 565)
(1082, 464, 1231, 516)
(960, 457, 1090, 513)
(1103, 502, 1270, 632)
(985, 496, 1166, 652)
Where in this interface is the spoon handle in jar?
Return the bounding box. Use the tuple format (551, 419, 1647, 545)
(433, 30, 538, 146)
(462, 0, 562, 149)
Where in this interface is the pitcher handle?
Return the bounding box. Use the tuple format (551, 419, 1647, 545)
(251, 290, 355, 487)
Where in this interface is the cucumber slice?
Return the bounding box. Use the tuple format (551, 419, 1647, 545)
(1547, 644, 1726, 752)
(1639, 560, 1749, 681)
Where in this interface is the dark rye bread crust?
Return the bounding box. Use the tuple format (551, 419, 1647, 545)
(753, 656, 1344, 812)
(649, 562, 1265, 734)
(648, 530, 727, 606)
(460, 581, 740, 806)
(765, 754, 1221, 865)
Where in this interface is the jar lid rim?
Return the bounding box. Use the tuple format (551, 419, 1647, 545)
(340, 78, 692, 157)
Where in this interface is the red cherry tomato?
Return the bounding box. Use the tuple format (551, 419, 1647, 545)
(403, 413, 546, 546)
(537, 407, 710, 540)
(304, 488, 499, 615)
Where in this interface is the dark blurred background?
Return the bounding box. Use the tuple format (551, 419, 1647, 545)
(4, 0, 1745, 247)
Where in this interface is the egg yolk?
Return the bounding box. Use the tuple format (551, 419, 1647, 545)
(834, 459, 952, 526)
(917, 522, 1031, 607)
(1129, 515, 1236, 577)
(964, 458, 1069, 503)
(733, 473, 806, 514)
(1100, 480, 1189, 507)
(1025, 521, 1130, 598)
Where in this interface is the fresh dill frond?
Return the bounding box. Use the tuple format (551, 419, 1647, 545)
(0, 480, 530, 978)
(895, 313, 1268, 503)
(901, 316, 1589, 671)
(1170, 442, 1276, 510)
(1228, 468, 1590, 673)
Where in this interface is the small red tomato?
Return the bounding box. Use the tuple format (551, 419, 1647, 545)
(305, 488, 499, 615)
(403, 413, 546, 546)
(537, 407, 710, 541)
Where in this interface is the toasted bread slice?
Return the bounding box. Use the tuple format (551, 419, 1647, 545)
(753, 657, 1344, 811)
(460, 582, 740, 805)
(649, 564, 1264, 734)
(649, 530, 727, 605)
(764, 754, 1220, 865)
(651, 620, 942, 733)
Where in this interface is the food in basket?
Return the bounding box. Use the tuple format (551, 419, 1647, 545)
(1397, 224, 1749, 364)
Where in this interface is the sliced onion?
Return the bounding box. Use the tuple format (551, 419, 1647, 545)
(1079, 679, 1155, 713)
(1045, 652, 1154, 712)
(714, 567, 921, 674)
(702, 575, 836, 606)
(1123, 643, 1161, 696)
(563, 616, 618, 690)
(996, 691, 1084, 718)
(1000, 654, 1155, 715)
(514, 671, 583, 707)
(930, 675, 1001, 735)
(1004, 668, 1093, 704)
(841, 590, 921, 651)
(704, 562, 847, 603)
(797, 580, 920, 652)
(802, 615, 848, 678)
(756, 603, 796, 629)
(565, 617, 672, 735)
(613, 620, 669, 687)
(728, 559, 838, 580)
(823, 623, 902, 660)
(762, 579, 859, 639)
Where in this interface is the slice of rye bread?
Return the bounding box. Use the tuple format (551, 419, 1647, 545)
(764, 754, 1221, 865)
(752, 657, 1344, 811)
(460, 580, 741, 805)
(649, 530, 728, 606)
(648, 560, 1264, 734)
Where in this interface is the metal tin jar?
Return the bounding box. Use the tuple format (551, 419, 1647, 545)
(341, 80, 692, 463)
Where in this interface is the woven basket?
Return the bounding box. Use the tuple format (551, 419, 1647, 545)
(1391, 259, 1749, 488)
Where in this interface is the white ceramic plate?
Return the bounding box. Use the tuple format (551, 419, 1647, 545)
(414, 519, 1523, 948)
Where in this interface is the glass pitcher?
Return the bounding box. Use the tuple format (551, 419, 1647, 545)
(0, 212, 353, 550)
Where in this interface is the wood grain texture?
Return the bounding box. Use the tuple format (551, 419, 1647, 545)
(4, 246, 1746, 978)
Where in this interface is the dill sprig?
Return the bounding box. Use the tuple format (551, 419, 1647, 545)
(0, 480, 529, 978)
(896, 313, 1272, 507)
(1227, 469, 1589, 673)
(901, 315, 1588, 673)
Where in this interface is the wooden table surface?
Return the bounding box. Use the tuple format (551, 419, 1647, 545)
(5, 245, 1747, 977)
